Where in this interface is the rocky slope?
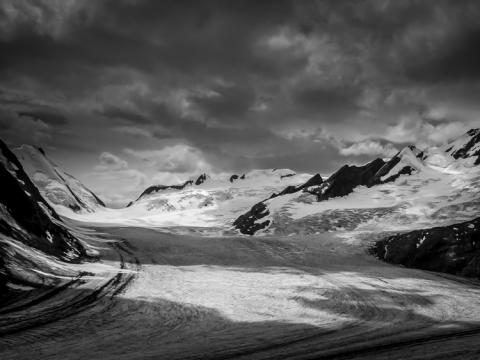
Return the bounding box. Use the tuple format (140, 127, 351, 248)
(308, 158, 385, 200)
(0, 140, 87, 300)
(371, 217, 480, 277)
(445, 128, 480, 165)
(233, 173, 324, 235)
(234, 128, 480, 235)
(233, 157, 400, 235)
(13, 145, 105, 213)
(368, 145, 426, 185)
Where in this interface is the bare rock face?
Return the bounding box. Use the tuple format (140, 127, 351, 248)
(233, 174, 324, 235)
(370, 218, 480, 277)
(307, 158, 385, 201)
(232, 202, 271, 235)
(274, 173, 323, 198)
(368, 145, 425, 186)
(446, 128, 480, 165)
(195, 173, 207, 185)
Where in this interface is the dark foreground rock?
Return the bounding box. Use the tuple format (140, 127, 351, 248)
(371, 218, 480, 277)
(0, 139, 87, 298)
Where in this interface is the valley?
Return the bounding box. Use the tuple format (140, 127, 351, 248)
(2, 226, 480, 359)
(1, 129, 479, 359)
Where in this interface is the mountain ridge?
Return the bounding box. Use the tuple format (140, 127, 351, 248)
(233, 128, 480, 235)
(14, 145, 105, 213)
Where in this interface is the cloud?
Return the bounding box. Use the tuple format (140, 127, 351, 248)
(0, 0, 97, 40)
(339, 140, 398, 157)
(0, 109, 52, 145)
(17, 110, 68, 125)
(95, 152, 128, 171)
(112, 126, 153, 138)
(97, 105, 148, 124)
(124, 144, 212, 173)
(89, 151, 147, 206)
(383, 116, 468, 146)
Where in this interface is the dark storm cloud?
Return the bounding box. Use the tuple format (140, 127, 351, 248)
(0, 0, 298, 82)
(189, 84, 256, 121)
(292, 86, 361, 119)
(96, 106, 148, 124)
(0, 0, 480, 192)
(405, 29, 480, 83)
(17, 110, 68, 125)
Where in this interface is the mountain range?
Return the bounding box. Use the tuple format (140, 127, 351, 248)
(0, 128, 479, 279)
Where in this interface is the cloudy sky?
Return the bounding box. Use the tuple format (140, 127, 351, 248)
(1, 0, 479, 206)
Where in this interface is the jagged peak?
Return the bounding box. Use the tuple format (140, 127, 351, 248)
(466, 128, 480, 137)
(397, 145, 424, 159)
(195, 173, 208, 185)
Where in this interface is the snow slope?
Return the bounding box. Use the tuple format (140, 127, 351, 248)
(63, 169, 313, 228)
(234, 129, 480, 235)
(14, 145, 105, 213)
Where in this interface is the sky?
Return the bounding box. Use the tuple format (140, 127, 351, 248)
(0, 0, 479, 206)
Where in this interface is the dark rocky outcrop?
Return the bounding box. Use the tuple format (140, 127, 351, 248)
(370, 218, 480, 278)
(235, 174, 324, 234)
(195, 173, 207, 185)
(229, 173, 246, 183)
(272, 173, 323, 198)
(307, 158, 385, 201)
(368, 145, 424, 186)
(449, 128, 480, 165)
(232, 202, 271, 235)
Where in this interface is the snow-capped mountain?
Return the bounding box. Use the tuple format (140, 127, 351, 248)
(67, 169, 313, 228)
(13, 145, 105, 213)
(444, 128, 480, 164)
(0, 139, 88, 296)
(369, 145, 427, 185)
(129, 173, 211, 206)
(234, 129, 480, 235)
